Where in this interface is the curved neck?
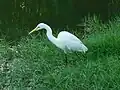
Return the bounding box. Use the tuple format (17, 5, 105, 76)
(43, 25, 58, 45)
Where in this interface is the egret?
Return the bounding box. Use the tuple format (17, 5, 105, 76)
(29, 23, 88, 64)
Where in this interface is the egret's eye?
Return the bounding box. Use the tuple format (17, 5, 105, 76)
(29, 23, 88, 66)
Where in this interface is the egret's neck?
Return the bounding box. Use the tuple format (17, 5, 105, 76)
(44, 25, 58, 44)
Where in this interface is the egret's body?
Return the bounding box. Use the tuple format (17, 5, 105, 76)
(56, 31, 87, 53)
(29, 23, 88, 64)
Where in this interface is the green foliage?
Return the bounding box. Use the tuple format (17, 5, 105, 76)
(1, 17, 120, 89)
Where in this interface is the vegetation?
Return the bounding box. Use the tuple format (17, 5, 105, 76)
(0, 16, 120, 90)
(0, 0, 119, 28)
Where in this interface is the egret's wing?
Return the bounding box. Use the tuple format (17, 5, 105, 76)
(66, 40, 83, 51)
(57, 31, 83, 44)
(57, 31, 88, 52)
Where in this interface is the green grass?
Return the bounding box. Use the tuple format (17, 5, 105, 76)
(0, 17, 120, 90)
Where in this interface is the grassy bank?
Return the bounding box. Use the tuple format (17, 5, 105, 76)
(0, 17, 120, 90)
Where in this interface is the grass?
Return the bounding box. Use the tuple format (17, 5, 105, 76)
(0, 16, 120, 90)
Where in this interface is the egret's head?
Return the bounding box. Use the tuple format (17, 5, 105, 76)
(29, 23, 46, 34)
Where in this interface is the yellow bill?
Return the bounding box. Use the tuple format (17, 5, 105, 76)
(29, 27, 39, 34)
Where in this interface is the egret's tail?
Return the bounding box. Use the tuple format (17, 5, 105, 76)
(82, 45, 88, 53)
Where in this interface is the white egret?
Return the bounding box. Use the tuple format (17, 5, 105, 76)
(29, 23, 88, 64)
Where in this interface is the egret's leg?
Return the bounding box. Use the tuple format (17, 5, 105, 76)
(64, 53, 68, 65)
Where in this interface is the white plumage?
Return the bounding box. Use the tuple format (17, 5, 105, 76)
(29, 23, 88, 54)
(57, 31, 88, 53)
